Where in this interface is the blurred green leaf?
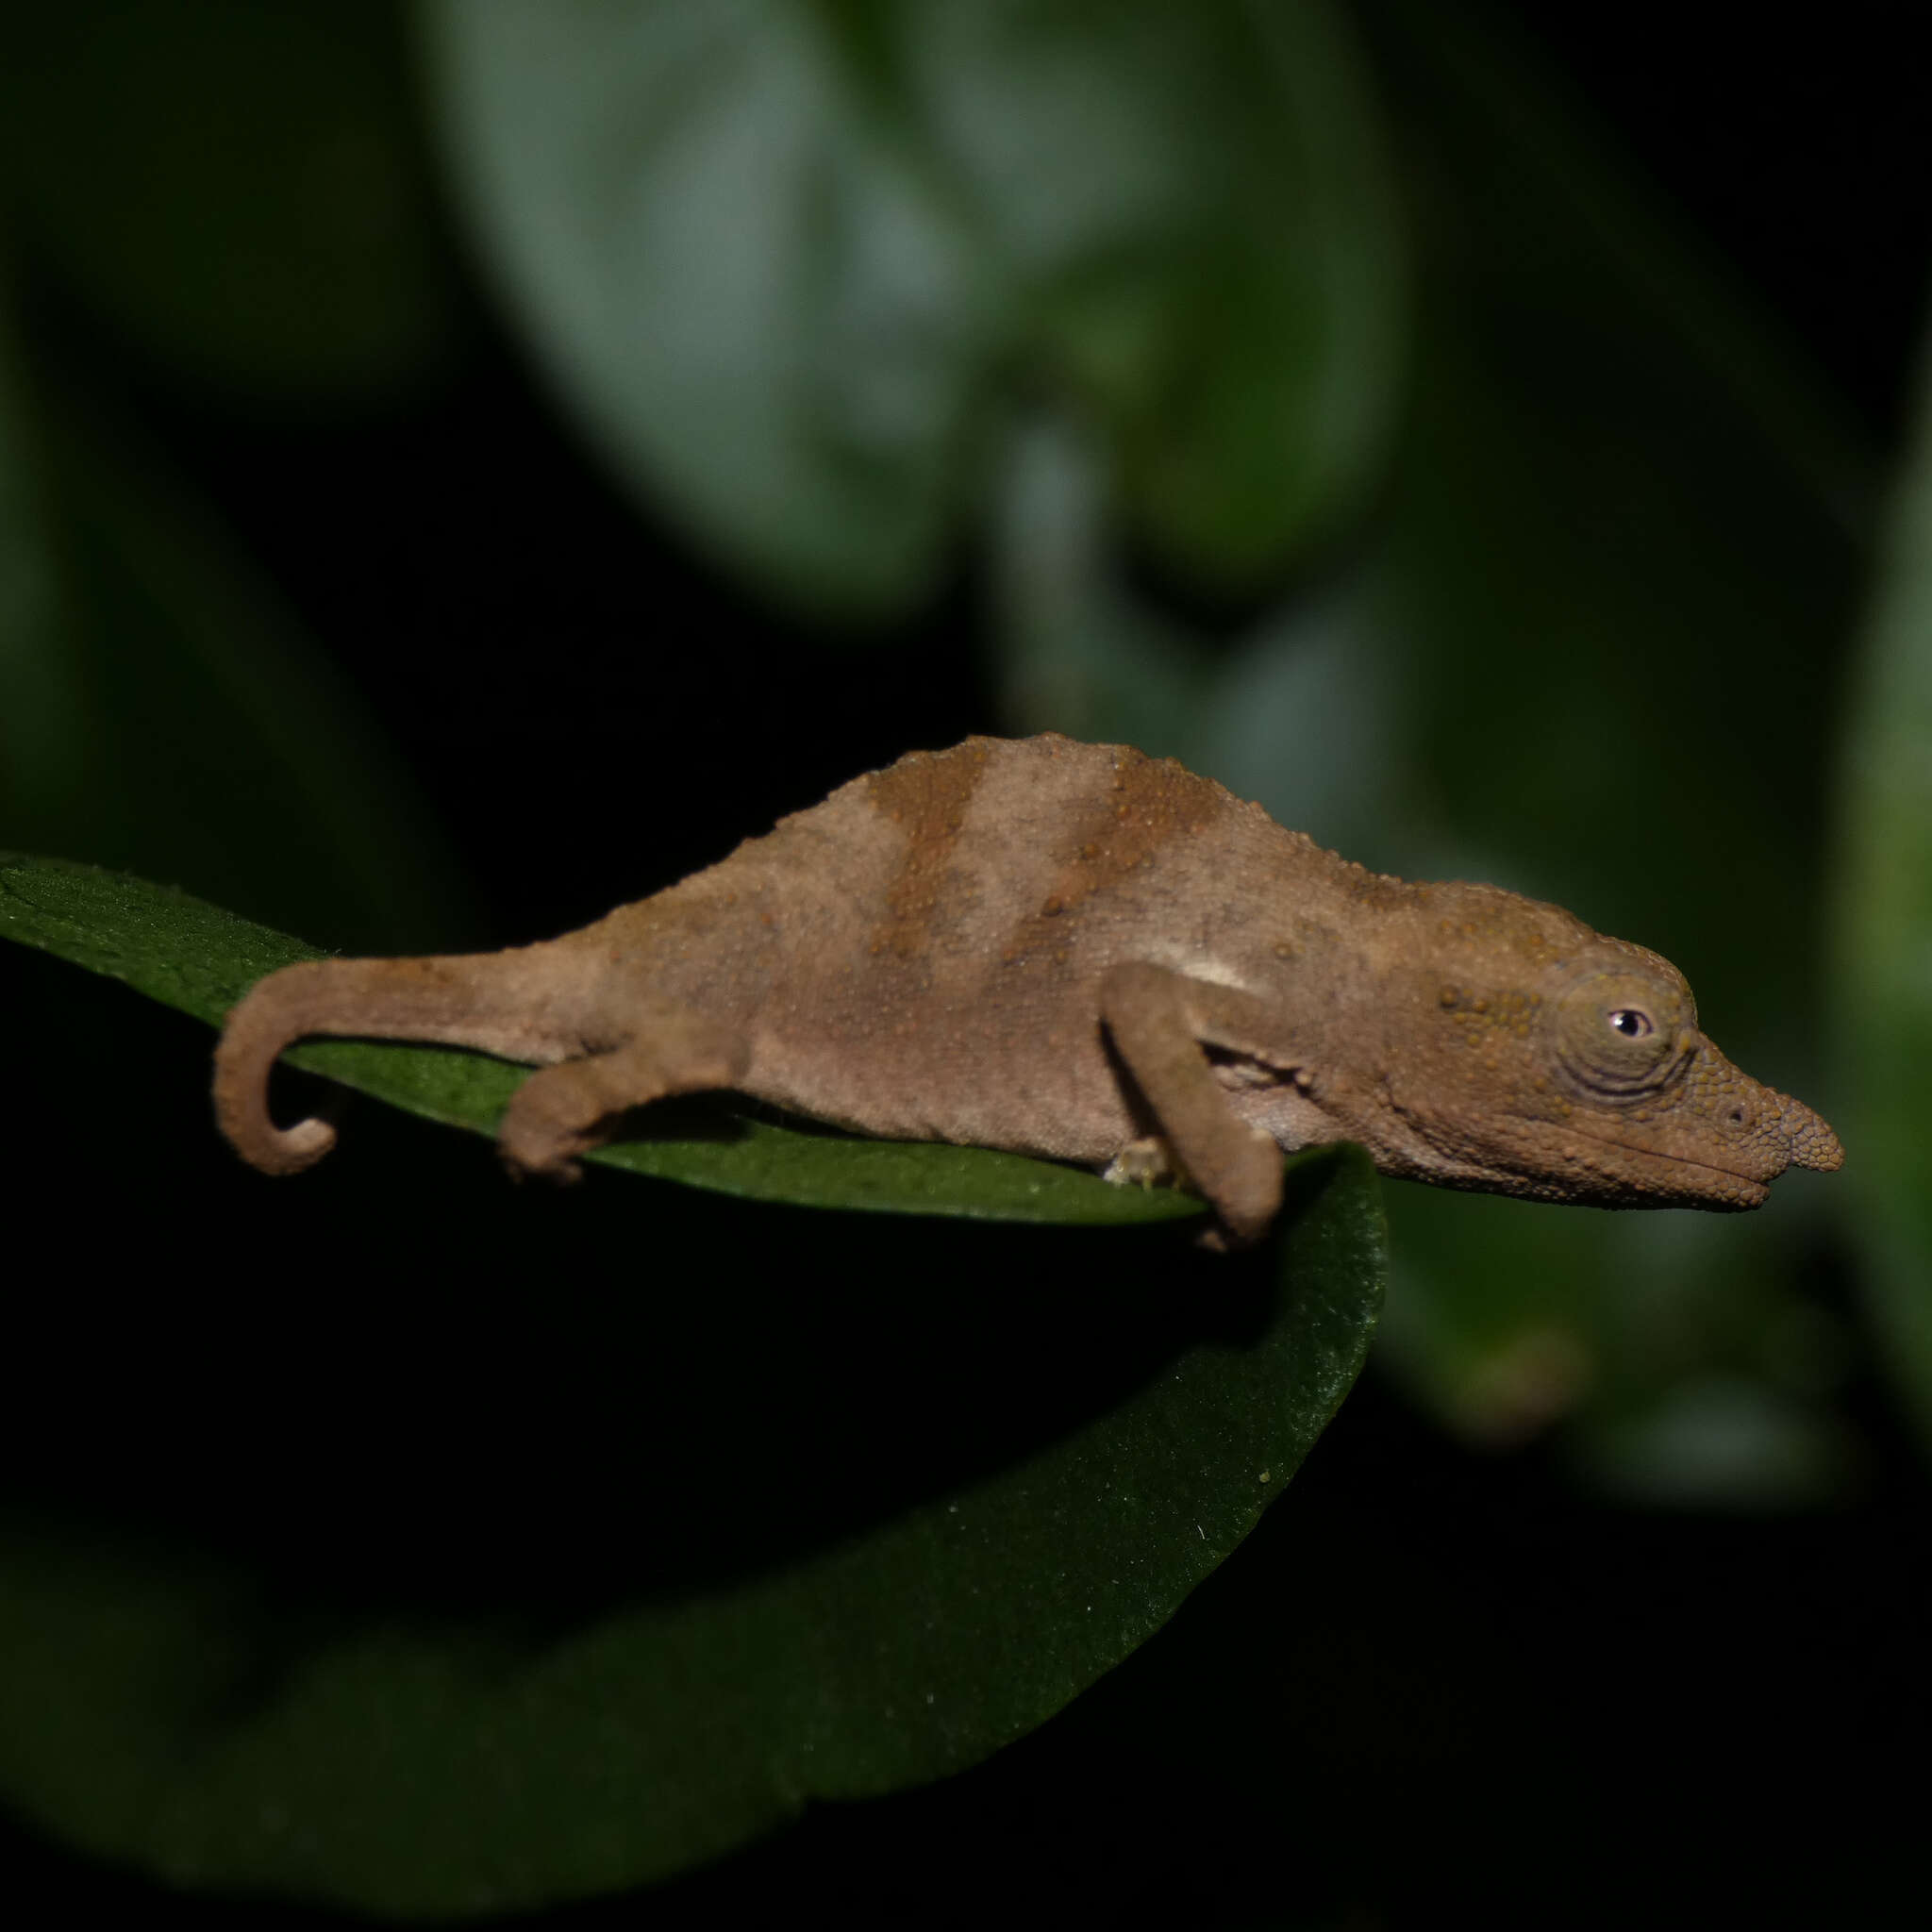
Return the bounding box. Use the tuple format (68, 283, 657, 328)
(1575, 1374, 1857, 1510)
(0, 1, 458, 405)
(1835, 343, 1932, 1443)
(423, 0, 1401, 617)
(1301, 0, 1863, 1492)
(0, 1119, 1380, 1913)
(996, 0, 1866, 1500)
(922, 0, 1404, 591)
(0, 852, 1204, 1225)
(0, 307, 466, 954)
(991, 413, 1214, 748)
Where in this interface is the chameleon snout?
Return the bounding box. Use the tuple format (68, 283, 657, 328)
(1689, 1047, 1842, 1184)
(1551, 1046, 1844, 1208)
(1774, 1093, 1843, 1174)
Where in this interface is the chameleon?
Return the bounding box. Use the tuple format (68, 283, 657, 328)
(213, 733, 1841, 1246)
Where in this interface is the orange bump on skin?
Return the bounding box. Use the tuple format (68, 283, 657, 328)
(865, 741, 991, 959)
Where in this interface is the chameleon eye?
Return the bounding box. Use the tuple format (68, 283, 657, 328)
(1555, 974, 1685, 1096)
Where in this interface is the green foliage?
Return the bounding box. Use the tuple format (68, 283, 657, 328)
(0, 0, 1914, 1913)
(0, 861, 1382, 1910)
(424, 0, 1401, 616)
(1835, 348, 1932, 1442)
(0, 856, 1388, 1907)
(0, 1144, 1376, 1916)
(991, 0, 1868, 1499)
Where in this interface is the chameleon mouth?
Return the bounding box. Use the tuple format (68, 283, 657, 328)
(1562, 1126, 1772, 1207)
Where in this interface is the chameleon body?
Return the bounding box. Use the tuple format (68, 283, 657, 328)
(214, 735, 1840, 1245)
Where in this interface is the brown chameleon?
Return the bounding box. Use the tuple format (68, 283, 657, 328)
(214, 734, 1841, 1246)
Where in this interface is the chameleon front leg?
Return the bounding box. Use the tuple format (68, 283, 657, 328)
(496, 1009, 751, 1180)
(1097, 961, 1307, 1249)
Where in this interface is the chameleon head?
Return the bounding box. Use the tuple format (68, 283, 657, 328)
(1377, 893, 1841, 1208)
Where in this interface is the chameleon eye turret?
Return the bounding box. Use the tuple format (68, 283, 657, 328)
(1554, 971, 1691, 1097)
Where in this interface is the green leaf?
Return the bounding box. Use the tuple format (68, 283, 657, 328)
(990, 413, 1216, 750)
(926, 0, 1405, 592)
(0, 854, 1384, 1907)
(0, 1098, 1380, 1917)
(1835, 342, 1932, 1444)
(422, 0, 1401, 617)
(0, 852, 1201, 1225)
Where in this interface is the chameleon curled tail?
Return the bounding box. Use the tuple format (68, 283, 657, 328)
(214, 941, 751, 1181)
(213, 949, 597, 1175)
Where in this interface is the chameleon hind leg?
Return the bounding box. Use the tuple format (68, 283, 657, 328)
(495, 1011, 751, 1180)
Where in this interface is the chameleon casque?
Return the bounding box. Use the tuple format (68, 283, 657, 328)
(214, 734, 1841, 1246)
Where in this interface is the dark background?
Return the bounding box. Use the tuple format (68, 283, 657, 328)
(2, 2, 1927, 1924)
